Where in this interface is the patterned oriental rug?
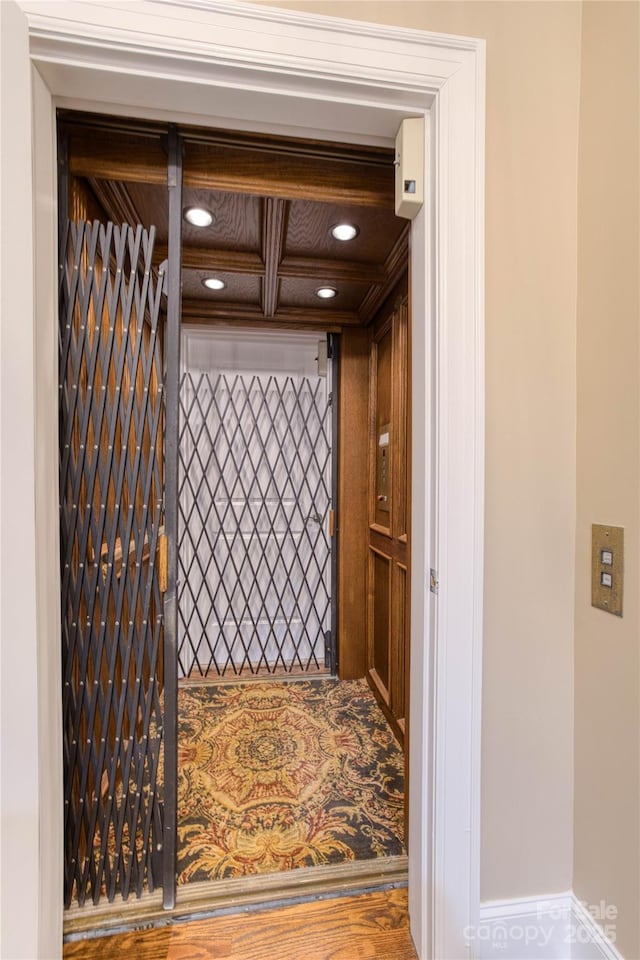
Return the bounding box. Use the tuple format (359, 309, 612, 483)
(175, 678, 405, 884)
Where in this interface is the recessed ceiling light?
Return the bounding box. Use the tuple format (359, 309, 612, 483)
(202, 277, 226, 291)
(184, 207, 214, 228)
(316, 286, 337, 300)
(330, 222, 359, 242)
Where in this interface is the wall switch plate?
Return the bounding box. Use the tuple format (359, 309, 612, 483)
(591, 524, 623, 616)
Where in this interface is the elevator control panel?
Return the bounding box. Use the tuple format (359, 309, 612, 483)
(376, 423, 391, 513)
(591, 523, 624, 616)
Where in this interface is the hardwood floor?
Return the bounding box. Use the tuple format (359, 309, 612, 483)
(63, 888, 417, 960)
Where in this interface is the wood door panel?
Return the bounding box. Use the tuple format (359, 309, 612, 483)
(337, 329, 370, 680)
(370, 548, 392, 698)
(391, 561, 407, 726)
(392, 298, 409, 541)
(366, 284, 410, 746)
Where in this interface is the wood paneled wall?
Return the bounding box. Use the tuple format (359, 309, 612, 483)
(365, 281, 410, 745)
(337, 328, 370, 680)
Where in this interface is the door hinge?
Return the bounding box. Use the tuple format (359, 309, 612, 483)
(430, 568, 439, 594)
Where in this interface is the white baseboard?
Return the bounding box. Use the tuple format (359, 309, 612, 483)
(470, 891, 624, 960)
(569, 894, 624, 960)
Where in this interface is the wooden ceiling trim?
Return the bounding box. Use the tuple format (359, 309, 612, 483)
(68, 131, 166, 186)
(359, 224, 410, 324)
(69, 133, 394, 206)
(181, 301, 263, 321)
(62, 112, 393, 167)
(279, 256, 386, 285)
(261, 197, 287, 318)
(181, 126, 394, 167)
(181, 298, 360, 327)
(182, 316, 345, 334)
(185, 141, 394, 206)
(156, 245, 263, 275)
(276, 306, 361, 326)
(159, 244, 386, 285)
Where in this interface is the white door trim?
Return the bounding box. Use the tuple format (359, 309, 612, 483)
(10, 3, 485, 957)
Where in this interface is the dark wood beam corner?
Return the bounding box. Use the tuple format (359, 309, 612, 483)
(359, 223, 410, 325)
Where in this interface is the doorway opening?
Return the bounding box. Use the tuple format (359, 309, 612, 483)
(58, 111, 412, 932)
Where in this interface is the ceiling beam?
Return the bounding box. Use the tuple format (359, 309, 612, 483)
(69, 131, 166, 186)
(156, 243, 387, 285)
(181, 316, 346, 334)
(185, 140, 394, 207)
(182, 125, 394, 168)
(278, 256, 386, 285)
(277, 305, 362, 326)
(181, 298, 361, 328)
(156, 245, 264, 275)
(261, 197, 287, 317)
(61, 112, 394, 166)
(67, 129, 395, 207)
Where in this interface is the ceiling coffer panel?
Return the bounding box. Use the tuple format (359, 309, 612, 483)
(182, 190, 262, 253)
(278, 277, 371, 313)
(182, 270, 262, 305)
(64, 115, 408, 329)
(284, 200, 405, 263)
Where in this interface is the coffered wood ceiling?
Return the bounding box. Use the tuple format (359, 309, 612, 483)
(63, 117, 409, 330)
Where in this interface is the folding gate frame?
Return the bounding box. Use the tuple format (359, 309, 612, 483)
(58, 126, 182, 910)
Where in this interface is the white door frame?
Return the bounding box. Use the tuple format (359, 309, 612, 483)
(4, 2, 484, 958)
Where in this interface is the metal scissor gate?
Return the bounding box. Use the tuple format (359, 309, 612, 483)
(177, 333, 335, 679)
(59, 220, 165, 906)
(59, 128, 182, 910)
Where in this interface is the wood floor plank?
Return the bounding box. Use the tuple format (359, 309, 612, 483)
(63, 889, 417, 960)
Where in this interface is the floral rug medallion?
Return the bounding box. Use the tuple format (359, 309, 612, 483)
(176, 678, 405, 883)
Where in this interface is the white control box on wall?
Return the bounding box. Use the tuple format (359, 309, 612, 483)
(395, 117, 425, 219)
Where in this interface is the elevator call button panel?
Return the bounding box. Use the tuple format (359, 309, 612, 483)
(591, 523, 624, 616)
(376, 422, 391, 513)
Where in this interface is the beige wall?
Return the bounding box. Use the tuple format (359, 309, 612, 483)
(574, 4, 640, 958)
(252, 0, 582, 901)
